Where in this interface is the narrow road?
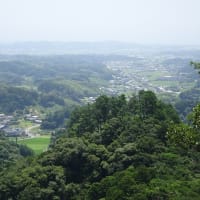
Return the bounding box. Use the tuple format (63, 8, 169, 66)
(25, 124, 40, 137)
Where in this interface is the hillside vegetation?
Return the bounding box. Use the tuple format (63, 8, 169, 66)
(0, 132, 33, 171)
(0, 55, 113, 129)
(0, 54, 200, 128)
(1, 91, 200, 199)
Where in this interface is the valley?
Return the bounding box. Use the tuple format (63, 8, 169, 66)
(0, 45, 200, 151)
(0, 44, 200, 199)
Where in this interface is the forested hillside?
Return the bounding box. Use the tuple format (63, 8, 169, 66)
(0, 55, 113, 107)
(1, 91, 200, 199)
(0, 54, 199, 129)
(0, 132, 33, 171)
(0, 55, 114, 129)
(175, 62, 200, 120)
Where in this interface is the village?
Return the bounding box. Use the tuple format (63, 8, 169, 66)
(80, 55, 195, 105)
(99, 55, 194, 99)
(0, 113, 42, 138)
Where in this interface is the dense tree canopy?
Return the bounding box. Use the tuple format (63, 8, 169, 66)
(0, 132, 33, 171)
(1, 91, 200, 199)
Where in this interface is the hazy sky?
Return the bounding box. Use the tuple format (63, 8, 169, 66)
(0, 0, 200, 45)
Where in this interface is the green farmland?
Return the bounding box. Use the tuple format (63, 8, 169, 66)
(18, 135, 51, 155)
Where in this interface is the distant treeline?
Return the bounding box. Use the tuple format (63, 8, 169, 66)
(0, 85, 65, 113)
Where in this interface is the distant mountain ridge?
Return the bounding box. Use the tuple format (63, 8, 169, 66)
(0, 41, 141, 55)
(1, 41, 200, 55)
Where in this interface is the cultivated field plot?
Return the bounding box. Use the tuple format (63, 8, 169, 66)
(18, 135, 51, 155)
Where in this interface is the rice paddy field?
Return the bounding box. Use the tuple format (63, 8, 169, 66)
(18, 135, 51, 155)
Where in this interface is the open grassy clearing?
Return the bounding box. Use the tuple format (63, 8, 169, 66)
(18, 135, 51, 155)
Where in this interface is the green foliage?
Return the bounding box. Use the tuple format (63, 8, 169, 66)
(191, 103, 200, 129)
(176, 61, 200, 121)
(0, 55, 113, 117)
(175, 88, 200, 120)
(41, 108, 70, 129)
(191, 61, 200, 74)
(18, 136, 51, 155)
(19, 144, 34, 157)
(0, 164, 66, 200)
(39, 137, 110, 183)
(167, 123, 197, 149)
(167, 103, 200, 151)
(1, 92, 200, 199)
(0, 85, 66, 114)
(0, 133, 33, 170)
(0, 85, 38, 113)
(0, 137, 20, 170)
(39, 93, 65, 107)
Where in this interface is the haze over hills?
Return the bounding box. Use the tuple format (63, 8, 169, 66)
(1, 41, 200, 55)
(0, 42, 200, 123)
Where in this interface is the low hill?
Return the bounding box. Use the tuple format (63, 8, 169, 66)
(1, 91, 200, 199)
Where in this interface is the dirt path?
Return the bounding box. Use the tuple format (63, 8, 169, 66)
(25, 124, 40, 137)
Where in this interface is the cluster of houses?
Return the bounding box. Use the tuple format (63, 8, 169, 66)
(24, 114, 42, 124)
(0, 113, 42, 137)
(102, 59, 183, 97)
(3, 127, 26, 137)
(0, 113, 13, 130)
(0, 113, 25, 137)
(81, 96, 97, 104)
